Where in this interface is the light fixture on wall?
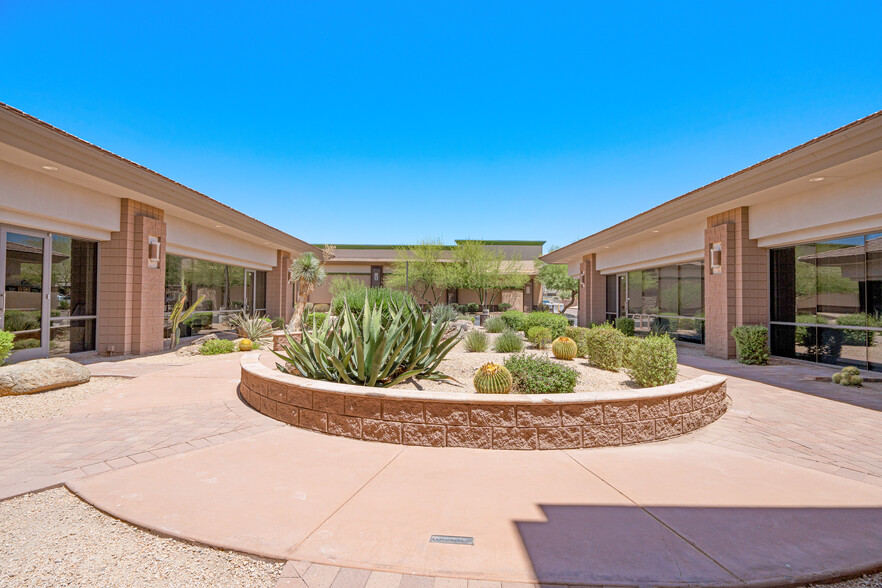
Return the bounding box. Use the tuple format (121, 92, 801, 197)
(809, 177, 825, 182)
(710, 242, 723, 274)
(41, 165, 58, 171)
(148, 236, 161, 269)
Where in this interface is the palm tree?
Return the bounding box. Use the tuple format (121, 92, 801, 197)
(287, 252, 326, 332)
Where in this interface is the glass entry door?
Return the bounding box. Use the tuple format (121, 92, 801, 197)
(244, 269, 256, 313)
(617, 274, 627, 317)
(1, 227, 51, 362)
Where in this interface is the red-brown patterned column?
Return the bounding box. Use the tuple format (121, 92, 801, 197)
(579, 254, 606, 326)
(266, 250, 293, 322)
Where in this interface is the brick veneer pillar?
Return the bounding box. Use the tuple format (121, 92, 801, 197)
(704, 207, 769, 359)
(98, 199, 166, 355)
(266, 250, 293, 321)
(578, 255, 606, 326)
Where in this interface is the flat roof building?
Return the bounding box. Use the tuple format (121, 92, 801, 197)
(543, 110, 882, 371)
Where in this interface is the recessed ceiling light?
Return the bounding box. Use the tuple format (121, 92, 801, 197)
(41, 165, 58, 171)
(652, 230, 660, 233)
(809, 177, 825, 182)
(215, 225, 222, 228)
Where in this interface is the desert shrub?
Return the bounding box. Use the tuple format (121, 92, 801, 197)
(3, 310, 40, 332)
(564, 325, 590, 357)
(730, 325, 769, 365)
(650, 316, 675, 335)
(431, 304, 463, 324)
(199, 339, 238, 355)
(500, 310, 527, 332)
(454, 304, 469, 314)
(467, 303, 480, 313)
(304, 312, 328, 330)
(627, 334, 678, 387)
(484, 316, 507, 333)
(331, 287, 414, 323)
(328, 275, 367, 299)
(795, 314, 828, 346)
(621, 336, 641, 369)
(836, 313, 881, 345)
(493, 329, 524, 353)
(522, 311, 569, 339)
(462, 330, 489, 352)
(584, 323, 627, 370)
(12, 338, 40, 350)
(504, 353, 579, 394)
(498, 303, 512, 312)
(527, 326, 552, 349)
(229, 312, 274, 340)
(184, 311, 212, 329)
(271, 317, 285, 329)
(615, 317, 635, 337)
(0, 331, 14, 363)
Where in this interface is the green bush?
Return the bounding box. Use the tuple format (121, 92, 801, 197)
(563, 325, 590, 357)
(730, 325, 769, 365)
(12, 338, 40, 350)
(3, 310, 40, 332)
(184, 311, 213, 328)
(431, 304, 463, 324)
(504, 353, 579, 394)
(522, 311, 569, 339)
(199, 339, 238, 355)
(615, 317, 635, 337)
(467, 303, 480, 313)
(527, 326, 552, 349)
(0, 331, 13, 364)
(493, 329, 524, 353)
(462, 330, 489, 352)
(271, 317, 285, 329)
(331, 287, 414, 322)
(305, 312, 328, 330)
(328, 275, 367, 298)
(584, 323, 627, 370)
(484, 316, 507, 333)
(835, 313, 881, 345)
(500, 310, 527, 332)
(627, 334, 678, 387)
(498, 303, 512, 312)
(621, 336, 641, 370)
(795, 314, 828, 346)
(454, 304, 470, 315)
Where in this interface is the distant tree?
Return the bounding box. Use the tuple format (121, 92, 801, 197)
(536, 261, 579, 313)
(448, 241, 529, 309)
(387, 239, 449, 305)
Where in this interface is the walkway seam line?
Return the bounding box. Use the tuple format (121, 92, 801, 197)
(287, 445, 408, 554)
(561, 449, 747, 585)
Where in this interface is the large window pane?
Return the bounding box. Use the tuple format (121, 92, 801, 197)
(606, 275, 617, 314)
(658, 265, 679, 315)
(640, 269, 659, 315)
(4, 232, 44, 357)
(50, 236, 97, 319)
(49, 319, 96, 356)
(795, 243, 818, 322)
(255, 271, 267, 311)
(678, 262, 703, 317)
(627, 270, 642, 315)
(868, 233, 882, 370)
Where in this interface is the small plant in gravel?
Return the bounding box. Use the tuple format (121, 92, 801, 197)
(504, 353, 579, 394)
(627, 334, 678, 387)
(832, 366, 863, 387)
(473, 362, 513, 394)
(430, 304, 463, 324)
(0, 331, 13, 364)
(462, 330, 489, 352)
(584, 323, 627, 370)
(551, 336, 578, 360)
(615, 317, 635, 337)
(200, 339, 238, 355)
(484, 316, 507, 333)
(500, 310, 526, 332)
(493, 329, 524, 353)
(229, 312, 275, 342)
(527, 326, 552, 349)
(522, 311, 569, 339)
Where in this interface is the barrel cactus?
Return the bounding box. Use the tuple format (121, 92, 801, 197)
(832, 366, 862, 386)
(238, 338, 253, 352)
(551, 336, 578, 360)
(473, 362, 513, 394)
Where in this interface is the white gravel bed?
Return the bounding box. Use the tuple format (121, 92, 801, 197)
(0, 487, 282, 588)
(392, 329, 671, 394)
(0, 377, 127, 423)
(808, 573, 882, 587)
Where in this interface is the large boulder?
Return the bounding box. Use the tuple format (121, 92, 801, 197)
(0, 358, 91, 396)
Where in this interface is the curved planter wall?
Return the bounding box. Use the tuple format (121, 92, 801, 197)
(240, 354, 728, 450)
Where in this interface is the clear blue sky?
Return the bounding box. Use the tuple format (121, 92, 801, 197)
(2, 2, 881, 251)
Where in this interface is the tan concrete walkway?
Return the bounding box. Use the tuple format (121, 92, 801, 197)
(4, 351, 882, 586)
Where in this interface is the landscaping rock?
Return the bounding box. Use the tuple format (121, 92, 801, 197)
(0, 358, 91, 396)
(190, 333, 219, 346)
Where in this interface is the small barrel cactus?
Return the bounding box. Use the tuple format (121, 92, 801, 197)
(832, 366, 862, 386)
(551, 336, 578, 360)
(238, 338, 253, 351)
(842, 366, 860, 377)
(473, 362, 513, 394)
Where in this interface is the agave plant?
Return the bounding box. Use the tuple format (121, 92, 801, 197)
(228, 312, 275, 342)
(273, 294, 460, 387)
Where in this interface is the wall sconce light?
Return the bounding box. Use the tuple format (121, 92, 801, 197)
(148, 236, 161, 269)
(710, 242, 722, 274)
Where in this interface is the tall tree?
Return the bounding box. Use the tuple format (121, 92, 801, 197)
(448, 241, 529, 309)
(288, 252, 327, 332)
(535, 260, 579, 313)
(387, 239, 449, 305)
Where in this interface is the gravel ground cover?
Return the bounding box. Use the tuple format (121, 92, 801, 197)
(810, 573, 882, 587)
(392, 327, 676, 394)
(0, 488, 282, 588)
(0, 377, 127, 423)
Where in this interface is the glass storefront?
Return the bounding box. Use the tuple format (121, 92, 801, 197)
(164, 255, 267, 338)
(605, 261, 705, 343)
(770, 233, 882, 371)
(49, 236, 98, 356)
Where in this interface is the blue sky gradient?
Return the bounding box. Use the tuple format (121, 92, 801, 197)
(2, 2, 881, 250)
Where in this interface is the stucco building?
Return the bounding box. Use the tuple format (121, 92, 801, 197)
(543, 110, 882, 371)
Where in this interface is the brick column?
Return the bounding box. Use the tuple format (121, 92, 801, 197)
(704, 207, 769, 359)
(98, 199, 166, 355)
(578, 254, 606, 326)
(266, 250, 293, 321)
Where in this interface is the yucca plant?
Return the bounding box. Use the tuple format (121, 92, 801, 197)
(168, 294, 206, 349)
(273, 294, 460, 387)
(229, 312, 275, 342)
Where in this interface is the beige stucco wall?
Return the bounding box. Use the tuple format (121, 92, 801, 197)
(165, 214, 278, 270)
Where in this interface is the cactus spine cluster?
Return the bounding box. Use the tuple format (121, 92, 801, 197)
(239, 338, 253, 351)
(832, 366, 862, 386)
(551, 336, 578, 360)
(473, 362, 513, 394)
